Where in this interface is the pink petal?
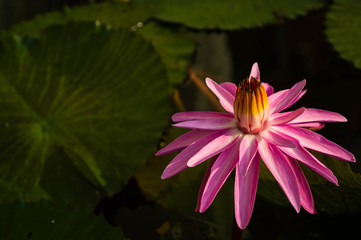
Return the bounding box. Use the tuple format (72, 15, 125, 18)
(269, 89, 306, 107)
(269, 88, 306, 107)
(289, 108, 347, 124)
(287, 90, 307, 109)
(172, 111, 234, 122)
(260, 129, 297, 148)
(156, 130, 213, 156)
(257, 138, 301, 212)
(249, 62, 260, 80)
(198, 141, 239, 212)
(195, 157, 216, 212)
(289, 122, 324, 129)
(269, 107, 306, 126)
(279, 142, 338, 185)
(238, 134, 258, 176)
(161, 130, 227, 179)
(268, 89, 286, 103)
(262, 82, 274, 96)
(276, 125, 355, 162)
(173, 118, 236, 130)
(269, 80, 306, 115)
(287, 157, 316, 214)
(206, 78, 235, 113)
(234, 153, 260, 229)
(220, 82, 237, 97)
(187, 129, 241, 167)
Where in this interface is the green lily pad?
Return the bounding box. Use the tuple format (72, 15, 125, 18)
(326, 0, 361, 69)
(258, 152, 361, 215)
(137, 0, 325, 29)
(0, 199, 128, 239)
(0, 22, 170, 206)
(64, 1, 152, 28)
(0, 0, 68, 30)
(10, 1, 194, 87)
(8, 1, 151, 35)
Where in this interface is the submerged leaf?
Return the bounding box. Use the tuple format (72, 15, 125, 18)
(0, 199, 128, 239)
(0, 22, 170, 205)
(137, 22, 194, 87)
(114, 204, 220, 240)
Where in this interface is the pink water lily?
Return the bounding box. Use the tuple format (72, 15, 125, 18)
(155, 62, 356, 229)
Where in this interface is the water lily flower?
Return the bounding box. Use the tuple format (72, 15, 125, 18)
(155, 62, 355, 229)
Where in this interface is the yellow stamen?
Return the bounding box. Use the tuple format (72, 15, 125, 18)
(234, 77, 269, 133)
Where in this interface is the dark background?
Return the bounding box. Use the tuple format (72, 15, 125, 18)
(1, 1, 360, 239)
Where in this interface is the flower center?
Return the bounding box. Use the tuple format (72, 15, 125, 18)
(233, 77, 269, 134)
